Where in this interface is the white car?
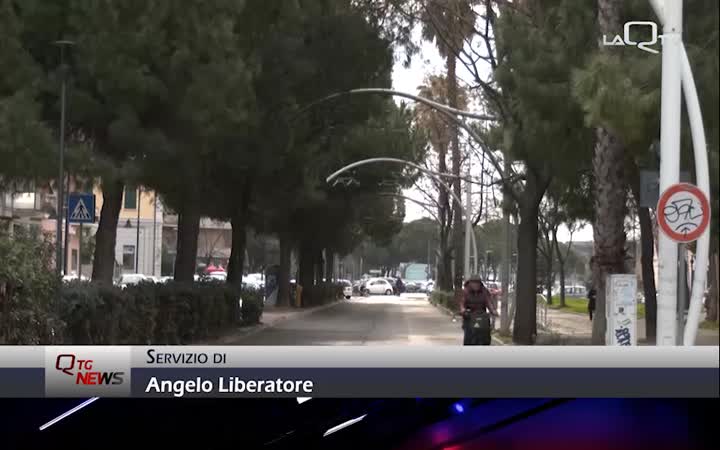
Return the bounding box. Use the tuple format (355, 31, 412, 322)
(242, 273, 264, 289)
(425, 281, 435, 293)
(62, 274, 89, 283)
(117, 273, 150, 289)
(364, 278, 395, 296)
(206, 271, 227, 281)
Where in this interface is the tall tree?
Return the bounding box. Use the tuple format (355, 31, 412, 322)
(415, 74, 468, 291)
(487, 0, 595, 343)
(421, 0, 477, 292)
(0, 0, 53, 190)
(573, 0, 719, 340)
(16, 0, 186, 282)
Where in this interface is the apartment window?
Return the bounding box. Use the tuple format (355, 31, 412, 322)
(122, 245, 136, 271)
(124, 186, 138, 210)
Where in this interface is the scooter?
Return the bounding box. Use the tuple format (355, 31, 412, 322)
(458, 308, 492, 345)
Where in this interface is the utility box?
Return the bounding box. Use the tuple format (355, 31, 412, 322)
(606, 274, 638, 346)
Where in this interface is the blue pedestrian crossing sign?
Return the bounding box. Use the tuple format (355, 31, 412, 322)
(67, 193, 96, 223)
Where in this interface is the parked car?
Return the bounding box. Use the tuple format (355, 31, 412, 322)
(384, 277, 401, 295)
(364, 278, 395, 296)
(206, 271, 227, 281)
(404, 280, 421, 293)
(484, 281, 502, 297)
(62, 273, 89, 283)
(425, 280, 435, 293)
(242, 274, 264, 290)
(117, 273, 150, 289)
(337, 280, 353, 299)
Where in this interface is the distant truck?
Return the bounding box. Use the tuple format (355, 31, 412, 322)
(403, 263, 431, 293)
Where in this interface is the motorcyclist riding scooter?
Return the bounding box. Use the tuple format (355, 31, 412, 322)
(458, 275, 498, 345)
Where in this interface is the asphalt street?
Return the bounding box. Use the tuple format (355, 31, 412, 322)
(234, 294, 463, 345)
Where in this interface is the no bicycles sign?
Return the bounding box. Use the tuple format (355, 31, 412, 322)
(657, 183, 710, 243)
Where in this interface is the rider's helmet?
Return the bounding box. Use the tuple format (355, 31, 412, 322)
(463, 274, 484, 288)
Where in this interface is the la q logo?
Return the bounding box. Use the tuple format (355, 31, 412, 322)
(603, 21, 662, 54)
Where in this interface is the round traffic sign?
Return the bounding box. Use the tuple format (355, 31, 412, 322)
(657, 183, 710, 243)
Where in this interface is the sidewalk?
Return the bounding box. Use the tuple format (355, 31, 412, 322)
(209, 300, 345, 344)
(542, 307, 719, 346)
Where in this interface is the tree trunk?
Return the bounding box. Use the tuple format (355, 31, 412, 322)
(447, 54, 464, 294)
(552, 229, 566, 307)
(227, 180, 252, 288)
(438, 244, 453, 292)
(545, 265, 553, 307)
(277, 234, 292, 307)
(325, 250, 335, 283)
(638, 205, 657, 341)
(174, 202, 200, 282)
(591, 125, 628, 344)
(708, 250, 719, 322)
(226, 212, 248, 289)
(315, 249, 324, 284)
(298, 241, 314, 306)
(91, 179, 124, 283)
(513, 205, 540, 344)
(559, 264, 566, 307)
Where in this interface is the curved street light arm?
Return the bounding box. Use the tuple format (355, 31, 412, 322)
(300, 88, 520, 199)
(327, 158, 464, 213)
(300, 88, 496, 122)
(328, 157, 479, 280)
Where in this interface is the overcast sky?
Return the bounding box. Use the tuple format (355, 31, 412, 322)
(389, 34, 593, 243)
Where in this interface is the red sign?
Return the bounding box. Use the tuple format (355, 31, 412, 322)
(657, 183, 710, 243)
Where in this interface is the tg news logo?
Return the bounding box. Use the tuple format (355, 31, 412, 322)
(55, 354, 125, 385)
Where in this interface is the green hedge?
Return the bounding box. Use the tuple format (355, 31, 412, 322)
(56, 280, 256, 345)
(1, 232, 264, 345)
(429, 290, 459, 312)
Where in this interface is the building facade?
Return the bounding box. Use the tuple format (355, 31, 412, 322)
(94, 186, 164, 277)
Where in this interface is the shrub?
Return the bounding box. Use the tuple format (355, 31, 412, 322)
(53, 280, 242, 345)
(0, 230, 61, 344)
(430, 290, 458, 311)
(240, 286, 264, 324)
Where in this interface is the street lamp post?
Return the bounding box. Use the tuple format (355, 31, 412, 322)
(649, 0, 711, 345)
(54, 40, 73, 276)
(136, 187, 141, 273)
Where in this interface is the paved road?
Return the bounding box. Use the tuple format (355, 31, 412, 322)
(232, 294, 463, 345)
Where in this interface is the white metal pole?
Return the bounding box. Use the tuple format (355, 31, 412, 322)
(656, 0, 683, 346)
(650, 0, 712, 346)
(680, 45, 711, 345)
(464, 167, 472, 280)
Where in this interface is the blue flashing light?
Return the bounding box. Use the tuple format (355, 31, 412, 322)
(453, 402, 465, 414)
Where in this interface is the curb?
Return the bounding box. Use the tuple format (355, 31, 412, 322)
(212, 299, 346, 344)
(428, 300, 506, 346)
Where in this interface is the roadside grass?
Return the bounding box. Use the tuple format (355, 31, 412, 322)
(549, 296, 646, 319)
(699, 320, 719, 330)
